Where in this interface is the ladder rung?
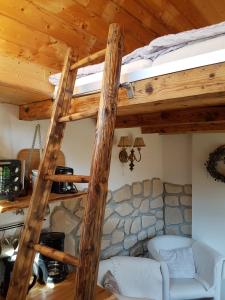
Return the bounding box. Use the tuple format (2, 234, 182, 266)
(45, 174, 90, 183)
(70, 48, 106, 71)
(33, 244, 79, 267)
(58, 109, 98, 123)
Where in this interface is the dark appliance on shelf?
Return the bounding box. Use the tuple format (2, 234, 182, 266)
(33, 232, 68, 284)
(51, 166, 78, 194)
(0, 160, 21, 201)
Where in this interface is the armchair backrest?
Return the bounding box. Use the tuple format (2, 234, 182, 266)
(148, 235, 193, 260)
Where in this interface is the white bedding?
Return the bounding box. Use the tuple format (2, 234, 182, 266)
(50, 33, 225, 98)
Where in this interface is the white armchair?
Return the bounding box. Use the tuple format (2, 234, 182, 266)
(98, 256, 163, 300)
(147, 235, 224, 300)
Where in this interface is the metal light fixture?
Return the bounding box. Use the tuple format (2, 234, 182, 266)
(118, 136, 145, 171)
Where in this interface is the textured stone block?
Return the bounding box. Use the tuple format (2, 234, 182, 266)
(124, 235, 137, 250)
(104, 206, 113, 219)
(150, 197, 163, 209)
(51, 208, 79, 234)
(155, 210, 163, 219)
(184, 185, 192, 195)
(165, 226, 180, 235)
(131, 210, 139, 217)
(165, 207, 183, 225)
(147, 226, 156, 238)
(63, 199, 79, 213)
(124, 218, 132, 235)
(139, 199, 149, 213)
(103, 216, 120, 234)
(115, 202, 133, 217)
(101, 239, 110, 250)
(181, 224, 192, 235)
(64, 234, 76, 256)
(133, 197, 142, 208)
(165, 195, 179, 207)
(112, 230, 125, 244)
(132, 182, 143, 196)
(142, 215, 156, 228)
(131, 217, 141, 234)
(164, 183, 183, 194)
(114, 185, 132, 202)
(130, 243, 143, 257)
(152, 178, 163, 198)
(102, 245, 123, 259)
(180, 196, 192, 207)
(184, 209, 192, 222)
(155, 220, 164, 231)
(143, 180, 152, 197)
(118, 219, 125, 228)
(107, 191, 112, 202)
(138, 230, 148, 241)
(74, 208, 83, 219)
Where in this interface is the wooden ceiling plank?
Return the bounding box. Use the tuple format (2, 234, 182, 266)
(141, 122, 225, 134)
(75, 0, 154, 46)
(168, 0, 209, 28)
(33, 0, 140, 54)
(141, 0, 193, 33)
(115, 0, 169, 36)
(190, 0, 225, 24)
(0, 0, 95, 57)
(0, 14, 67, 71)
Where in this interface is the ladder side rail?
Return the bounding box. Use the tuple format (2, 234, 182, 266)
(75, 23, 123, 300)
(6, 49, 77, 300)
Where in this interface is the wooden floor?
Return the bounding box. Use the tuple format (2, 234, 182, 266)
(29, 273, 115, 300)
(1, 273, 115, 300)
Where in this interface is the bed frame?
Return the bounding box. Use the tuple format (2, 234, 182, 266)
(20, 51, 225, 133)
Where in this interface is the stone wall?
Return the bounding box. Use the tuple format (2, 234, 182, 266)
(50, 178, 164, 258)
(164, 183, 192, 236)
(50, 179, 192, 259)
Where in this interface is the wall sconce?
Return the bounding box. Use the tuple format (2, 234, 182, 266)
(118, 136, 145, 171)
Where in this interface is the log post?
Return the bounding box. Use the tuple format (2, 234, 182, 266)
(75, 23, 123, 300)
(6, 48, 77, 300)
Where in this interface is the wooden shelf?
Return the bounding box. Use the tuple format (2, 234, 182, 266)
(0, 192, 87, 213)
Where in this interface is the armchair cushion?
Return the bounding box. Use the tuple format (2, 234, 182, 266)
(159, 247, 196, 278)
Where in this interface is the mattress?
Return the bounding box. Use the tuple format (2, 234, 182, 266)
(50, 35, 225, 98)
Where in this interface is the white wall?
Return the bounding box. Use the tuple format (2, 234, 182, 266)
(192, 133, 225, 299)
(162, 134, 192, 184)
(0, 103, 163, 227)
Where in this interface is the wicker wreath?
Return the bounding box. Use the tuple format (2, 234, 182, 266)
(205, 145, 225, 183)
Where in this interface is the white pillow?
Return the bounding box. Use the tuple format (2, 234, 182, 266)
(159, 247, 196, 278)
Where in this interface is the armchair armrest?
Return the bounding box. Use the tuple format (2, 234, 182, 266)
(160, 261, 170, 300)
(192, 241, 225, 290)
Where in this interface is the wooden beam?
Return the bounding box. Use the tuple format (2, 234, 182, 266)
(33, 244, 79, 267)
(6, 48, 77, 300)
(141, 122, 225, 134)
(75, 23, 123, 300)
(20, 62, 225, 120)
(116, 106, 225, 128)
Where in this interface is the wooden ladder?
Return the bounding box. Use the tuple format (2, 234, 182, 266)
(6, 23, 123, 300)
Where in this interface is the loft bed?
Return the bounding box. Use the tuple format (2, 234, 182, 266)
(20, 23, 225, 135)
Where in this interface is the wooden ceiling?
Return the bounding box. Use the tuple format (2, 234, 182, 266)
(1, 0, 225, 105)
